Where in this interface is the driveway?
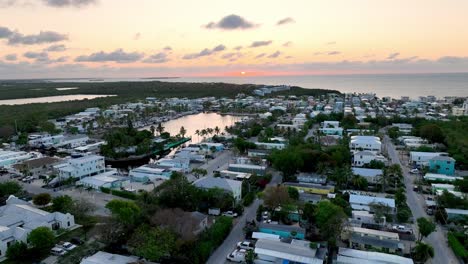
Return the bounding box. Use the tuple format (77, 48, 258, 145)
(384, 135, 459, 264)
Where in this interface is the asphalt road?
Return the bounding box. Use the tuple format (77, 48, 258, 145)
(200, 150, 235, 177)
(384, 135, 459, 264)
(207, 173, 282, 264)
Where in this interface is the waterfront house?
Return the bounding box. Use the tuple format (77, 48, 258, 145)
(129, 164, 174, 182)
(258, 223, 306, 240)
(0, 150, 34, 167)
(156, 157, 190, 173)
(428, 155, 456, 175)
(55, 155, 105, 180)
(193, 177, 242, 201)
(78, 170, 125, 190)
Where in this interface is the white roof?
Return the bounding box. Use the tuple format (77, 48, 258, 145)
(349, 194, 395, 208)
(338, 247, 413, 264)
(424, 173, 463, 181)
(254, 239, 322, 264)
(352, 168, 383, 178)
(193, 177, 242, 193)
(445, 208, 468, 215)
(80, 251, 139, 264)
(252, 232, 280, 241)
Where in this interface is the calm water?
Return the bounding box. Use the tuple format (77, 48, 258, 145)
(0, 94, 115, 105)
(48, 73, 468, 99)
(146, 113, 242, 144)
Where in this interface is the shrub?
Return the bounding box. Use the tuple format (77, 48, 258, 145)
(6, 241, 28, 260)
(243, 192, 255, 206)
(33, 193, 52, 206)
(448, 232, 468, 259)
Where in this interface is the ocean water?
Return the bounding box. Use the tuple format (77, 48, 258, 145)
(49, 73, 468, 99)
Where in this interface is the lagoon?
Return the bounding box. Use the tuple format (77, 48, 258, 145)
(0, 94, 116, 105)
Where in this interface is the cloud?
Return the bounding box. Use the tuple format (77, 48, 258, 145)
(387, 52, 400, 60)
(142, 52, 170, 64)
(4, 54, 17, 61)
(133, 32, 141, 40)
(249, 40, 272, 48)
(282, 41, 293, 47)
(326, 41, 336, 45)
(276, 17, 295, 26)
(44, 44, 66, 52)
(24, 51, 49, 60)
(182, 44, 226, 60)
(313, 52, 323, 56)
(267, 51, 282, 58)
(75, 49, 144, 63)
(7, 30, 68, 45)
(204, 14, 257, 30)
(328, 51, 341, 55)
(0, 26, 14, 38)
(255, 53, 266, 59)
(163, 46, 172, 51)
(221, 52, 243, 60)
(41, 0, 97, 7)
(234, 46, 243, 51)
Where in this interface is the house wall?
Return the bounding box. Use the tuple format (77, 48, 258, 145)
(429, 159, 455, 175)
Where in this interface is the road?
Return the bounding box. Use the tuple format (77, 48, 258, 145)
(384, 135, 459, 264)
(199, 150, 235, 176)
(207, 173, 282, 264)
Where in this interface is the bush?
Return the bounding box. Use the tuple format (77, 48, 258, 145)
(6, 241, 28, 260)
(28, 227, 55, 254)
(448, 232, 468, 259)
(111, 189, 137, 200)
(33, 193, 52, 206)
(243, 192, 255, 206)
(100, 187, 111, 194)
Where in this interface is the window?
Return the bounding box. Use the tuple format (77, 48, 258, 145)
(67, 221, 70, 227)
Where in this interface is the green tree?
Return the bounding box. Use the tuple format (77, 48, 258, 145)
(417, 217, 436, 242)
(33, 193, 52, 206)
(179, 126, 187, 138)
(269, 148, 303, 178)
(287, 187, 299, 201)
(28, 227, 55, 253)
(106, 200, 141, 226)
(191, 168, 208, 179)
(52, 195, 74, 213)
(128, 225, 177, 262)
(315, 200, 347, 246)
(388, 127, 400, 139)
(156, 123, 165, 135)
(419, 124, 444, 143)
(0, 181, 22, 197)
(413, 242, 434, 262)
(6, 241, 28, 261)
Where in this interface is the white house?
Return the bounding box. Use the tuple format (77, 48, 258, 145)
(77, 170, 124, 190)
(55, 155, 105, 180)
(254, 239, 323, 264)
(409, 152, 447, 167)
(55, 134, 89, 148)
(0, 150, 34, 167)
(349, 194, 395, 213)
(129, 165, 174, 182)
(320, 121, 344, 136)
(80, 251, 139, 264)
(193, 177, 242, 201)
(352, 151, 386, 167)
(351, 167, 383, 183)
(337, 247, 413, 264)
(392, 123, 413, 134)
(255, 142, 286, 150)
(156, 157, 190, 173)
(0, 196, 76, 261)
(350, 136, 382, 153)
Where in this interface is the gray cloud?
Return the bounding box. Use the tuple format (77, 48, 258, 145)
(24, 51, 49, 60)
(277, 17, 295, 26)
(133, 32, 141, 40)
(44, 44, 66, 52)
(182, 44, 226, 60)
(0, 26, 13, 38)
(7, 30, 68, 45)
(313, 52, 323, 56)
(328, 51, 341, 55)
(255, 53, 266, 59)
(267, 51, 282, 58)
(387, 52, 400, 60)
(42, 0, 96, 7)
(221, 52, 243, 60)
(326, 41, 336, 45)
(163, 46, 172, 51)
(4, 54, 17, 61)
(282, 41, 293, 47)
(204, 14, 257, 30)
(142, 52, 170, 64)
(249, 40, 272, 48)
(75, 49, 144, 63)
(234, 46, 243, 51)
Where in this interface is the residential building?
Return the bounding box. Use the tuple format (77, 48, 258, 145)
(445, 208, 468, 223)
(156, 157, 190, 173)
(352, 151, 386, 167)
(55, 134, 89, 148)
(80, 251, 139, 264)
(320, 121, 344, 136)
(55, 155, 105, 180)
(409, 151, 447, 167)
(228, 163, 267, 176)
(247, 149, 271, 158)
(190, 211, 209, 235)
(258, 223, 306, 240)
(219, 170, 251, 180)
(350, 136, 382, 153)
(349, 194, 395, 213)
(193, 177, 242, 201)
(428, 156, 456, 175)
(77, 170, 125, 190)
(12, 157, 60, 177)
(254, 142, 286, 150)
(351, 167, 383, 183)
(423, 173, 463, 182)
(337, 248, 413, 264)
(391, 123, 413, 134)
(351, 210, 376, 224)
(254, 239, 324, 264)
(283, 182, 335, 195)
(129, 164, 173, 182)
(0, 150, 34, 167)
(452, 100, 468, 116)
(0, 196, 76, 261)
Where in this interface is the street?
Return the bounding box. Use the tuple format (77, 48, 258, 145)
(207, 173, 282, 264)
(384, 135, 459, 264)
(199, 150, 235, 176)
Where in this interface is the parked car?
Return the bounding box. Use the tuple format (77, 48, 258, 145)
(426, 208, 434, 215)
(392, 225, 413, 234)
(237, 241, 255, 250)
(50, 247, 67, 256)
(222, 211, 238, 218)
(70, 237, 84, 245)
(61, 242, 77, 251)
(410, 168, 419, 174)
(226, 249, 246, 262)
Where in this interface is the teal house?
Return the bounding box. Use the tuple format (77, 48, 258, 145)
(258, 223, 305, 240)
(429, 156, 455, 176)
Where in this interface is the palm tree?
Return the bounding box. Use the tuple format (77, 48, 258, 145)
(156, 123, 165, 135)
(200, 129, 207, 141)
(195, 129, 200, 142)
(214, 126, 220, 135)
(179, 126, 187, 138)
(207, 128, 214, 137)
(412, 242, 434, 263)
(150, 125, 155, 135)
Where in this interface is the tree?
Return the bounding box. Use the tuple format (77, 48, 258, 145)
(0, 181, 22, 198)
(388, 127, 400, 139)
(28, 227, 55, 253)
(269, 147, 304, 178)
(106, 200, 141, 227)
(6, 241, 28, 261)
(413, 242, 434, 262)
(179, 126, 187, 138)
(419, 124, 444, 143)
(128, 225, 177, 262)
(191, 168, 208, 179)
(417, 217, 436, 242)
(287, 187, 299, 201)
(263, 186, 292, 209)
(52, 195, 74, 213)
(315, 201, 347, 246)
(156, 123, 165, 135)
(214, 126, 220, 135)
(150, 125, 155, 135)
(33, 193, 52, 206)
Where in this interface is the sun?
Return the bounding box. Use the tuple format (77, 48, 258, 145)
(240, 71, 246, 75)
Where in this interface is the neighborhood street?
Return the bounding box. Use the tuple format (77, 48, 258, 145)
(384, 135, 459, 264)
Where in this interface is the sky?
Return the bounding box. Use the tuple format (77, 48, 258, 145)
(1, 0, 468, 79)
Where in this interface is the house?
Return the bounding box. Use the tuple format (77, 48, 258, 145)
(391, 123, 413, 134)
(80, 251, 139, 264)
(228, 163, 267, 176)
(193, 177, 242, 201)
(320, 121, 344, 136)
(255, 142, 286, 150)
(409, 151, 447, 167)
(254, 239, 324, 264)
(349, 194, 395, 213)
(429, 156, 456, 175)
(219, 170, 251, 180)
(258, 223, 306, 240)
(55, 155, 105, 180)
(351, 168, 383, 183)
(445, 208, 468, 223)
(0, 150, 34, 167)
(297, 173, 327, 184)
(283, 182, 335, 195)
(337, 248, 413, 264)
(247, 149, 271, 158)
(77, 170, 125, 190)
(352, 151, 386, 167)
(348, 233, 403, 254)
(55, 134, 89, 149)
(156, 157, 190, 173)
(0, 196, 76, 261)
(423, 173, 463, 182)
(349, 136, 382, 153)
(190, 211, 208, 235)
(351, 210, 376, 225)
(12, 157, 60, 177)
(129, 164, 174, 182)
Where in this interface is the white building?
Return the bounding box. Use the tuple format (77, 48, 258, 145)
(452, 101, 468, 116)
(350, 136, 382, 153)
(351, 167, 383, 183)
(156, 157, 190, 173)
(392, 123, 413, 134)
(129, 164, 174, 182)
(352, 151, 386, 167)
(254, 239, 323, 264)
(0, 150, 34, 167)
(0, 196, 76, 261)
(409, 152, 447, 167)
(255, 142, 286, 150)
(349, 194, 395, 213)
(337, 247, 413, 264)
(80, 251, 139, 264)
(55, 155, 105, 180)
(292, 113, 308, 127)
(55, 134, 89, 148)
(193, 177, 242, 201)
(77, 170, 124, 190)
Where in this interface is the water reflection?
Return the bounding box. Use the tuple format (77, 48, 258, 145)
(0, 94, 115, 105)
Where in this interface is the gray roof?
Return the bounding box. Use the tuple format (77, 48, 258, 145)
(430, 155, 455, 162)
(338, 247, 413, 264)
(254, 239, 322, 264)
(259, 223, 305, 234)
(352, 168, 383, 178)
(350, 234, 401, 250)
(349, 194, 395, 208)
(193, 177, 241, 193)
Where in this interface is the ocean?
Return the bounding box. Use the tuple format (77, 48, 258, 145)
(49, 73, 468, 99)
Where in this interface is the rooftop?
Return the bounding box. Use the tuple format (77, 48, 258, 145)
(255, 239, 322, 264)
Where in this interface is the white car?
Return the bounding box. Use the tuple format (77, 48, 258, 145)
(227, 249, 246, 262)
(51, 247, 67, 256)
(237, 241, 255, 250)
(410, 168, 419, 174)
(61, 242, 77, 251)
(222, 211, 238, 217)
